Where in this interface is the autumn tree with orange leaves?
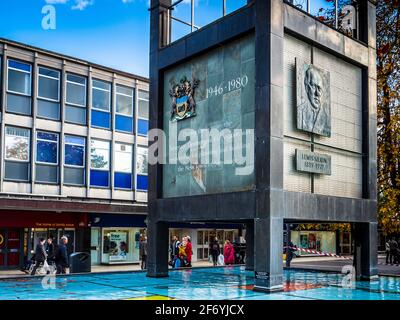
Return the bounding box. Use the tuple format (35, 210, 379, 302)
(377, 0, 400, 236)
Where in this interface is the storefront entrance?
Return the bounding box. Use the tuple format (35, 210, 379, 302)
(0, 229, 23, 269)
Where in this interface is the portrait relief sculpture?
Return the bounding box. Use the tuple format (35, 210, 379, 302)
(296, 60, 331, 137)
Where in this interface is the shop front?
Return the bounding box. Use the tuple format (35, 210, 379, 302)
(89, 213, 147, 265)
(0, 210, 89, 269)
(290, 230, 336, 256)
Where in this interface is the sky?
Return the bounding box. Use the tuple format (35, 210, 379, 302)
(0, 0, 335, 78)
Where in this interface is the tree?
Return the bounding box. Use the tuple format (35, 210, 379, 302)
(376, 0, 400, 236)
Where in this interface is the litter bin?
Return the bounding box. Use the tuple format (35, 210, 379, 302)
(69, 252, 91, 274)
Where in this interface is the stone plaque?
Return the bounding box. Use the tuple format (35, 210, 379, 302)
(296, 59, 331, 137)
(296, 149, 331, 175)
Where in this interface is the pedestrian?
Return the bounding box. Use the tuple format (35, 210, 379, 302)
(179, 237, 188, 267)
(31, 238, 47, 275)
(46, 237, 56, 263)
(55, 236, 69, 274)
(389, 237, 398, 265)
(185, 236, 193, 267)
(385, 239, 390, 264)
(209, 237, 220, 267)
(169, 235, 180, 266)
(223, 240, 235, 265)
(139, 236, 148, 270)
(286, 241, 296, 267)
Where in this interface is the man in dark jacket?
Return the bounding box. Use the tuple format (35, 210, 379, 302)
(46, 237, 55, 264)
(31, 238, 47, 275)
(170, 235, 180, 263)
(56, 236, 69, 274)
(286, 241, 297, 267)
(209, 237, 220, 267)
(139, 236, 148, 270)
(389, 237, 398, 265)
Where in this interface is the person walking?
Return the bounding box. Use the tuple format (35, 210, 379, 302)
(223, 240, 235, 265)
(31, 238, 47, 275)
(139, 236, 148, 270)
(286, 241, 297, 267)
(209, 237, 220, 267)
(178, 237, 187, 268)
(185, 236, 193, 267)
(55, 236, 69, 274)
(170, 235, 180, 265)
(385, 240, 391, 265)
(389, 237, 398, 265)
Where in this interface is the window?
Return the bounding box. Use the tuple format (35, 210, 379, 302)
(37, 67, 60, 120)
(91, 79, 111, 129)
(36, 132, 58, 164)
(7, 60, 31, 95)
(114, 143, 133, 189)
(36, 131, 59, 183)
(90, 139, 110, 187)
(137, 90, 149, 136)
(5, 126, 30, 181)
(115, 85, 134, 133)
(136, 146, 148, 191)
(64, 135, 86, 185)
(7, 60, 32, 115)
(65, 74, 87, 125)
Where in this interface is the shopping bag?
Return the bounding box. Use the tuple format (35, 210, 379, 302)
(217, 254, 225, 266)
(43, 260, 50, 272)
(208, 255, 213, 264)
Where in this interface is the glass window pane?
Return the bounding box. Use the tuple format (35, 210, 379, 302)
(65, 105, 86, 125)
(37, 100, 60, 120)
(92, 88, 110, 111)
(93, 79, 110, 91)
(36, 164, 58, 183)
(136, 147, 148, 175)
(39, 67, 59, 79)
(138, 90, 149, 100)
(67, 74, 86, 85)
(116, 85, 133, 96)
(65, 135, 85, 146)
(5, 162, 29, 181)
(115, 143, 132, 173)
(90, 140, 110, 170)
(114, 172, 132, 189)
(90, 170, 109, 187)
(116, 94, 133, 115)
(5, 127, 30, 161)
(136, 175, 148, 190)
(137, 119, 149, 136)
(8, 69, 31, 95)
(66, 82, 86, 106)
(65, 144, 84, 167)
(91, 110, 111, 129)
(36, 132, 58, 164)
(138, 99, 149, 119)
(64, 167, 85, 185)
(115, 114, 133, 133)
(8, 60, 31, 72)
(38, 76, 59, 101)
(7, 93, 32, 115)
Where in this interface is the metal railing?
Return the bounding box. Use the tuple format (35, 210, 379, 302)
(164, 0, 248, 45)
(285, 0, 360, 39)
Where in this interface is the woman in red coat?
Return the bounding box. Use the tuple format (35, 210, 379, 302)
(184, 236, 193, 267)
(223, 240, 235, 265)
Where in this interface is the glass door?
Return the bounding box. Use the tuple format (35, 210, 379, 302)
(7, 229, 21, 267)
(91, 228, 100, 265)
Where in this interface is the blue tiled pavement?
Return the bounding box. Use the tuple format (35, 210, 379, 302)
(0, 266, 399, 300)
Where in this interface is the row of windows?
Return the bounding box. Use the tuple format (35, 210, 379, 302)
(4, 59, 149, 135)
(4, 126, 148, 190)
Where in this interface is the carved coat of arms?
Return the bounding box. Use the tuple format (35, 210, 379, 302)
(169, 77, 199, 121)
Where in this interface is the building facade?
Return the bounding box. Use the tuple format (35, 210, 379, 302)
(147, 0, 378, 292)
(0, 38, 149, 269)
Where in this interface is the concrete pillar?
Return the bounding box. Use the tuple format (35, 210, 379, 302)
(245, 222, 254, 270)
(147, 220, 169, 278)
(352, 222, 378, 280)
(253, 217, 284, 292)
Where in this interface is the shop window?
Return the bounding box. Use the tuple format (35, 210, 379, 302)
(7, 59, 32, 115)
(114, 143, 132, 189)
(90, 139, 110, 187)
(102, 229, 140, 264)
(4, 126, 30, 181)
(65, 74, 87, 125)
(37, 67, 60, 120)
(91, 79, 111, 129)
(115, 85, 134, 133)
